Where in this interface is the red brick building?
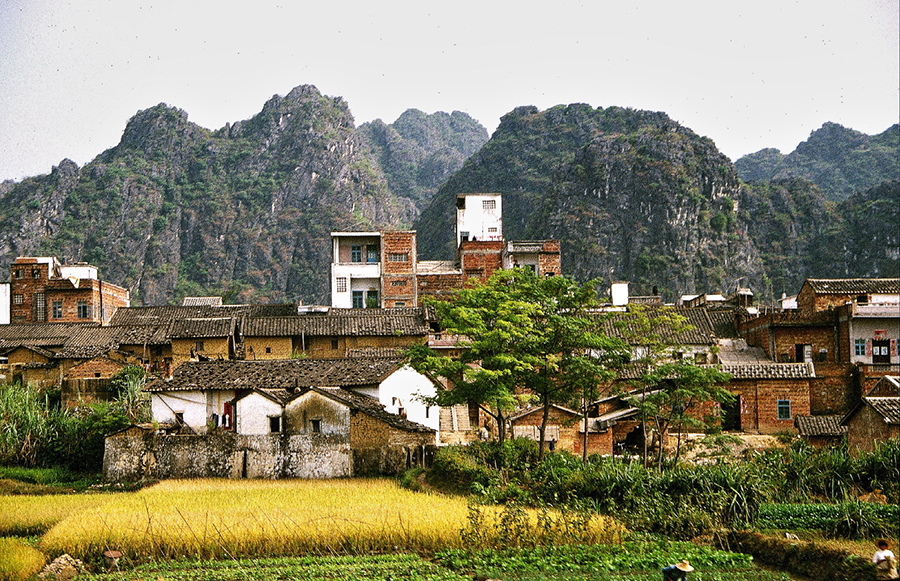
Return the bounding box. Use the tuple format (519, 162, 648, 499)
(330, 194, 562, 308)
(8, 257, 129, 325)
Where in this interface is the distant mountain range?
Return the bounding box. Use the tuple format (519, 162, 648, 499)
(0, 85, 896, 305)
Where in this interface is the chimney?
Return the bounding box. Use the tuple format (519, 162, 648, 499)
(611, 282, 629, 306)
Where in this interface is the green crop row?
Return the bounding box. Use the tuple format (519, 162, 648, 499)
(757, 502, 898, 538)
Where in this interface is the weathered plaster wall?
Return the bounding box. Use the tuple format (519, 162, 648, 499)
(103, 433, 352, 481)
(235, 392, 283, 435)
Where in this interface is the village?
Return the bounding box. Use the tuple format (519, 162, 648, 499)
(0, 193, 897, 482)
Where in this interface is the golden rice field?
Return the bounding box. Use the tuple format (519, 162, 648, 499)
(0, 493, 122, 536)
(0, 538, 46, 581)
(36, 479, 625, 561)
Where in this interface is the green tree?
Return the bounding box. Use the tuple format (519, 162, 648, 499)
(409, 269, 628, 458)
(614, 305, 732, 468)
(408, 270, 543, 446)
(634, 362, 733, 469)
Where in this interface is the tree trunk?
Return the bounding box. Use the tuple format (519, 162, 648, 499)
(538, 393, 550, 461)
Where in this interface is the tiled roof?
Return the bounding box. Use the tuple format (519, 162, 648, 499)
(795, 414, 847, 436)
(805, 278, 900, 295)
(866, 398, 900, 425)
(596, 307, 735, 345)
(169, 318, 235, 339)
(346, 347, 406, 358)
(144, 358, 402, 392)
(306, 386, 434, 433)
(719, 362, 815, 380)
(182, 297, 223, 306)
(53, 325, 171, 358)
(242, 313, 428, 337)
(108, 304, 297, 326)
(613, 362, 814, 380)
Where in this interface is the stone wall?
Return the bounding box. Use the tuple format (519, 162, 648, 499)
(103, 432, 353, 481)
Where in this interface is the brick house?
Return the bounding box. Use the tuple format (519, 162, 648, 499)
(8, 257, 129, 324)
(794, 414, 846, 447)
(739, 278, 899, 416)
(841, 375, 899, 454)
(330, 193, 561, 308)
(509, 404, 613, 456)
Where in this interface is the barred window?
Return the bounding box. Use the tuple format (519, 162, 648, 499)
(390, 280, 407, 287)
(482, 199, 496, 210)
(13, 294, 23, 305)
(777, 400, 791, 420)
(387, 253, 408, 262)
(77, 300, 92, 319)
(33, 293, 46, 322)
(394, 302, 406, 307)
(336, 277, 348, 292)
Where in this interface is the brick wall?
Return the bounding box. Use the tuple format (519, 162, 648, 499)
(772, 325, 835, 363)
(728, 378, 811, 434)
(381, 231, 417, 308)
(418, 272, 464, 302)
(245, 337, 294, 360)
(171, 337, 231, 368)
(539, 241, 561, 276)
(459, 241, 503, 283)
(809, 363, 856, 414)
(846, 405, 900, 455)
(9, 258, 129, 324)
(67, 357, 126, 379)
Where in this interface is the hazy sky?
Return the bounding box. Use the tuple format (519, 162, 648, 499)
(1, 0, 897, 181)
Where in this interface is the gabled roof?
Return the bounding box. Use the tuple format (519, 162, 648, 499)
(108, 304, 297, 326)
(803, 278, 900, 295)
(509, 404, 581, 422)
(795, 414, 847, 437)
(718, 362, 815, 380)
(841, 397, 900, 426)
(242, 312, 428, 337)
(301, 386, 434, 433)
(144, 358, 403, 392)
(595, 307, 737, 346)
(1, 344, 55, 359)
(169, 318, 235, 339)
(0, 322, 98, 349)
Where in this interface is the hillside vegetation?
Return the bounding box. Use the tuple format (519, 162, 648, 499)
(0, 88, 895, 304)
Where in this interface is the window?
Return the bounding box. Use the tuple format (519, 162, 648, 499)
(776, 400, 791, 420)
(77, 300, 92, 319)
(352, 291, 364, 309)
(366, 290, 378, 308)
(387, 253, 408, 262)
(31, 269, 41, 278)
(854, 339, 866, 357)
(488, 227, 498, 233)
(482, 199, 496, 210)
(456, 197, 465, 209)
(32, 293, 46, 322)
(390, 280, 407, 287)
(394, 302, 406, 307)
(51, 300, 63, 319)
(331, 338, 339, 349)
(350, 245, 362, 262)
(366, 247, 379, 263)
(336, 277, 347, 292)
(265, 346, 272, 354)
(310, 419, 321, 433)
(459, 231, 470, 241)
(195, 341, 205, 352)
(269, 416, 282, 433)
(94, 372, 102, 378)
(13, 294, 23, 305)
(13, 270, 23, 279)
(174, 412, 185, 425)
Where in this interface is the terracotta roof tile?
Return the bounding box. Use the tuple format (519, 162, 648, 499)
(145, 358, 402, 392)
(805, 278, 900, 295)
(795, 414, 847, 436)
